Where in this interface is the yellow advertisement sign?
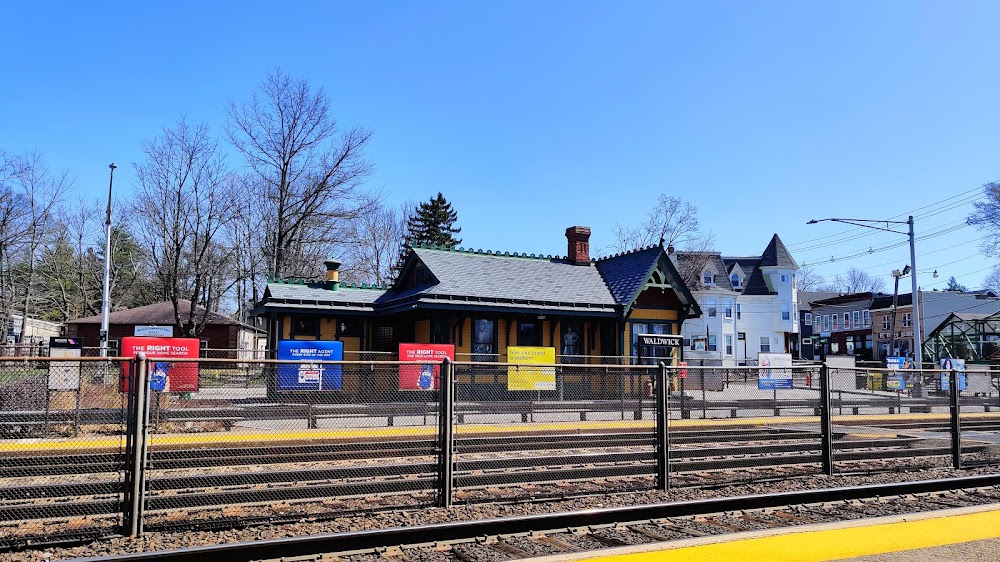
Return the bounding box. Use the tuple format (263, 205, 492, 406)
(507, 346, 556, 391)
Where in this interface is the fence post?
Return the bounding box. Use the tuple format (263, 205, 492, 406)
(126, 352, 151, 537)
(819, 363, 834, 476)
(655, 361, 670, 491)
(438, 357, 455, 508)
(949, 367, 961, 469)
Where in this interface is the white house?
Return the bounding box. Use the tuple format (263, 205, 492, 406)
(672, 234, 800, 365)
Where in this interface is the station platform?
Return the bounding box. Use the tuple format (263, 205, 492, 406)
(544, 505, 1000, 562)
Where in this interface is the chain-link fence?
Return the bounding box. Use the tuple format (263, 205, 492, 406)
(451, 362, 660, 504)
(0, 357, 128, 550)
(2, 355, 998, 548)
(139, 359, 440, 533)
(828, 366, 958, 474)
(664, 364, 825, 488)
(956, 368, 1000, 470)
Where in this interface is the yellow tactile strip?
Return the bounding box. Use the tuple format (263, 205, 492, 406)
(536, 505, 1000, 562)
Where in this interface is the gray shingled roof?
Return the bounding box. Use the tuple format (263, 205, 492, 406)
(594, 246, 660, 304)
(672, 252, 734, 292)
(265, 283, 383, 305)
(759, 234, 799, 269)
(390, 248, 618, 307)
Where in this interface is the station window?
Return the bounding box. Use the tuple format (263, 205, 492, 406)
(291, 316, 319, 338)
(903, 313, 912, 328)
(882, 316, 891, 330)
(472, 319, 496, 360)
(430, 318, 449, 344)
(338, 318, 362, 338)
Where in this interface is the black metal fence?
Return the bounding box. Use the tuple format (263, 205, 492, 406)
(0, 356, 997, 550)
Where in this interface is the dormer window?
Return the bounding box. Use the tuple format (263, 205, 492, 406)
(731, 273, 741, 288)
(703, 271, 715, 286)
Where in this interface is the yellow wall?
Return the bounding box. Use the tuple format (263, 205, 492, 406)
(629, 307, 679, 322)
(319, 318, 336, 340)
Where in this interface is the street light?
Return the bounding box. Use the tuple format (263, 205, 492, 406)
(888, 265, 911, 359)
(806, 216, 923, 368)
(99, 163, 116, 358)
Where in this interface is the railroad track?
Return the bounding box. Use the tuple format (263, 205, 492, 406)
(0, 420, 984, 550)
(69, 475, 1000, 562)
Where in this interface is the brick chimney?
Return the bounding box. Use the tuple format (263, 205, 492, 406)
(565, 226, 591, 265)
(324, 259, 341, 291)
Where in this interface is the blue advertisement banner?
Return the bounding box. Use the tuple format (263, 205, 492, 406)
(277, 340, 344, 391)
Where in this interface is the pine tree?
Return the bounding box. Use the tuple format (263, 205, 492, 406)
(406, 193, 462, 248)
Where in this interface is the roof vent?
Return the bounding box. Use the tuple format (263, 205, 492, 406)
(324, 259, 341, 291)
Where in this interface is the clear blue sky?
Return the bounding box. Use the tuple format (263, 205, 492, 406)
(4, 1, 999, 291)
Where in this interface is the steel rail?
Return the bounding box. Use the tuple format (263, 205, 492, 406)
(70, 474, 1000, 562)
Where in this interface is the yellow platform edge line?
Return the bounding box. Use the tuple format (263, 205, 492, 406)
(4, 411, 998, 452)
(565, 506, 1000, 562)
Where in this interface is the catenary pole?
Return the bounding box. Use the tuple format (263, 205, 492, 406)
(99, 163, 116, 357)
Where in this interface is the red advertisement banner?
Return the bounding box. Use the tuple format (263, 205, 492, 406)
(398, 343, 454, 390)
(119, 337, 201, 393)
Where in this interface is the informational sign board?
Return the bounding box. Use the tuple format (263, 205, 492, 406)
(276, 340, 344, 391)
(120, 337, 200, 393)
(885, 356, 913, 391)
(758, 352, 793, 389)
(939, 357, 967, 392)
(48, 337, 83, 391)
(399, 343, 454, 390)
(134, 325, 174, 337)
(678, 361, 688, 379)
(507, 346, 556, 391)
(636, 334, 682, 348)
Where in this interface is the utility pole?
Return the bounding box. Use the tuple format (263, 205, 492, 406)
(99, 163, 116, 358)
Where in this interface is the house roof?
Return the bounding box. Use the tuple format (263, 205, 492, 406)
(798, 291, 843, 310)
(671, 252, 735, 292)
(759, 234, 798, 269)
(595, 245, 661, 305)
(871, 293, 913, 310)
(397, 247, 618, 308)
(69, 300, 246, 327)
(256, 243, 699, 318)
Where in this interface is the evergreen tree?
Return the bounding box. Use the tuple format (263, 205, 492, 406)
(406, 193, 462, 248)
(945, 276, 968, 292)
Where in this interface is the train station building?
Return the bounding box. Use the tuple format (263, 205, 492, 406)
(252, 226, 701, 365)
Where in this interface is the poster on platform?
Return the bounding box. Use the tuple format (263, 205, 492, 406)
(48, 337, 83, 391)
(399, 343, 454, 390)
(507, 346, 556, 391)
(276, 340, 343, 391)
(120, 337, 200, 393)
(757, 352, 793, 390)
(939, 357, 967, 392)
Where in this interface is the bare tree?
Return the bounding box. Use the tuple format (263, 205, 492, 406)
(226, 69, 375, 280)
(225, 174, 270, 321)
(983, 266, 1000, 295)
(830, 267, 886, 294)
(340, 197, 412, 286)
(796, 266, 830, 291)
(609, 194, 711, 254)
(967, 181, 1000, 256)
(132, 118, 237, 337)
(7, 152, 70, 329)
